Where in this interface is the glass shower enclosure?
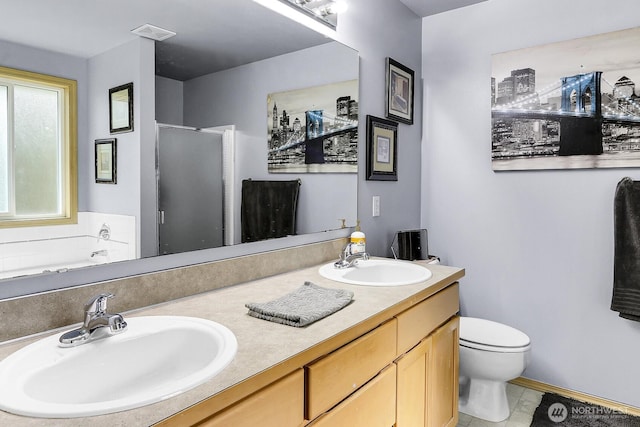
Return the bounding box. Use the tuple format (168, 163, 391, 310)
(156, 124, 226, 255)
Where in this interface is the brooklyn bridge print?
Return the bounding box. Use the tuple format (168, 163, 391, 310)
(267, 79, 358, 173)
(491, 26, 640, 171)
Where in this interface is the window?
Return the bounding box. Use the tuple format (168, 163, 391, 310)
(0, 66, 77, 227)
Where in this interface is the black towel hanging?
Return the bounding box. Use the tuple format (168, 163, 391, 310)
(241, 179, 301, 243)
(612, 177, 640, 321)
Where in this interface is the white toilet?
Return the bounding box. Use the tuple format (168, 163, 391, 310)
(458, 317, 531, 422)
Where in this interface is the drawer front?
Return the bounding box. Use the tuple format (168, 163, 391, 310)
(308, 364, 397, 427)
(306, 319, 397, 420)
(396, 283, 459, 355)
(201, 369, 304, 427)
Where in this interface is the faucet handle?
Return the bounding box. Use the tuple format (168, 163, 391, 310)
(84, 293, 114, 315)
(342, 242, 354, 257)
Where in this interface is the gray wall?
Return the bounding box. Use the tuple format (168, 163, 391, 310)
(335, 0, 424, 256)
(87, 37, 156, 258)
(422, 0, 640, 407)
(182, 41, 359, 241)
(156, 76, 183, 125)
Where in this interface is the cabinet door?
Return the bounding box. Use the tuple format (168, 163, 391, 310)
(396, 338, 432, 427)
(308, 364, 396, 427)
(199, 369, 304, 427)
(427, 316, 459, 427)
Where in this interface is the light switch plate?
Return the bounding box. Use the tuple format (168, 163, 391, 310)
(372, 196, 380, 217)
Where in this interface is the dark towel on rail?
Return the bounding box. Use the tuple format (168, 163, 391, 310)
(241, 179, 301, 243)
(612, 177, 640, 321)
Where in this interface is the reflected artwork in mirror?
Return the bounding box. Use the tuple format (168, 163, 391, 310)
(0, 0, 358, 296)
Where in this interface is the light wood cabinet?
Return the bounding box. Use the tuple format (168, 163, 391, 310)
(395, 316, 459, 427)
(305, 319, 397, 420)
(307, 364, 397, 427)
(396, 338, 432, 427)
(159, 276, 462, 427)
(198, 369, 304, 427)
(396, 284, 459, 355)
(427, 317, 459, 427)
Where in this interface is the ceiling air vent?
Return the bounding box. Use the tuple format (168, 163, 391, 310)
(131, 24, 176, 41)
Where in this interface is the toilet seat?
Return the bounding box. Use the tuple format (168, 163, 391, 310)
(460, 317, 530, 353)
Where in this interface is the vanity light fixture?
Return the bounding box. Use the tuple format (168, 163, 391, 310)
(130, 23, 176, 42)
(253, 0, 347, 37)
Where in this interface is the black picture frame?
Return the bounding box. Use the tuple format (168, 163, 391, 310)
(109, 82, 134, 134)
(385, 57, 414, 125)
(95, 138, 117, 184)
(366, 115, 398, 181)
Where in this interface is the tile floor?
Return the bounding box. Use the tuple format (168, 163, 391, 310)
(457, 383, 544, 427)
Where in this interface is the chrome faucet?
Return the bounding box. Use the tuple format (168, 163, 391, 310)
(91, 249, 108, 258)
(59, 293, 127, 347)
(334, 243, 370, 269)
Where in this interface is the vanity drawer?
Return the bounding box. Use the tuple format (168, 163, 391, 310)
(201, 369, 304, 427)
(395, 283, 459, 355)
(307, 364, 397, 427)
(305, 319, 397, 420)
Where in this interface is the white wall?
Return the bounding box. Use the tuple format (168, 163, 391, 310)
(422, 0, 640, 407)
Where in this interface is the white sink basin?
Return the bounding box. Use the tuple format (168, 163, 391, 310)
(0, 316, 237, 418)
(319, 258, 432, 286)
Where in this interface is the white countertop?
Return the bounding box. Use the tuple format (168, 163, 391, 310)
(0, 261, 463, 427)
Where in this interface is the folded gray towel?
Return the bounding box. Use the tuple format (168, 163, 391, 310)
(245, 282, 354, 327)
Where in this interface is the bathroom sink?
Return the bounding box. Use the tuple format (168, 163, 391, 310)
(0, 316, 237, 418)
(319, 258, 432, 286)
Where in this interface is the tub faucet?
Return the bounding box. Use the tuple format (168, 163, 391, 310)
(334, 243, 370, 269)
(97, 223, 111, 242)
(59, 293, 127, 347)
(91, 249, 108, 258)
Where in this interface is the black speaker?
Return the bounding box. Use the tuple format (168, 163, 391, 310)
(395, 229, 428, 261)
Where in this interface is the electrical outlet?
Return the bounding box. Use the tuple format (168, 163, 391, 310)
(372, 196, 380, 217)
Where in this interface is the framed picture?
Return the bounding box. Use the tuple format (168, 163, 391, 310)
(385, 57, 414, 125)
(491, 26, 640, 171)
(95, 138, 117, 184)
(109, 82, 133, 133)
(366, 115, 398, 181)
(267, 79, 359, 173)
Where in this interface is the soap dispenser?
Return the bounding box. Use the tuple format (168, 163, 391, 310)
(350, 220, 366, 254)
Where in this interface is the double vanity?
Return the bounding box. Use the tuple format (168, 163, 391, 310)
(0, 247, 464, 426)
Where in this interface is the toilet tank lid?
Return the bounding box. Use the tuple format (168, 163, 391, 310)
(459, 317, 530, 348)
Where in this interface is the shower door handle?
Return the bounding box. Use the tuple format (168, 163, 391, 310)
(159, 210, 165, 224)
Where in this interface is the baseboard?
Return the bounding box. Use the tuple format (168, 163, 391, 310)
(510, 377, 640, 417)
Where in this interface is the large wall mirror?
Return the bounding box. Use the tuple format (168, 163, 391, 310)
(0, 0, 358, 298)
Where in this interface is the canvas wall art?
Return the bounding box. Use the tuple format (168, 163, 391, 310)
(267, 79, 358, 173)
(491, 26, 640, 171)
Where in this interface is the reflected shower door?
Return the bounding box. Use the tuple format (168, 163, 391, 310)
(157, 126, 224, 255)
